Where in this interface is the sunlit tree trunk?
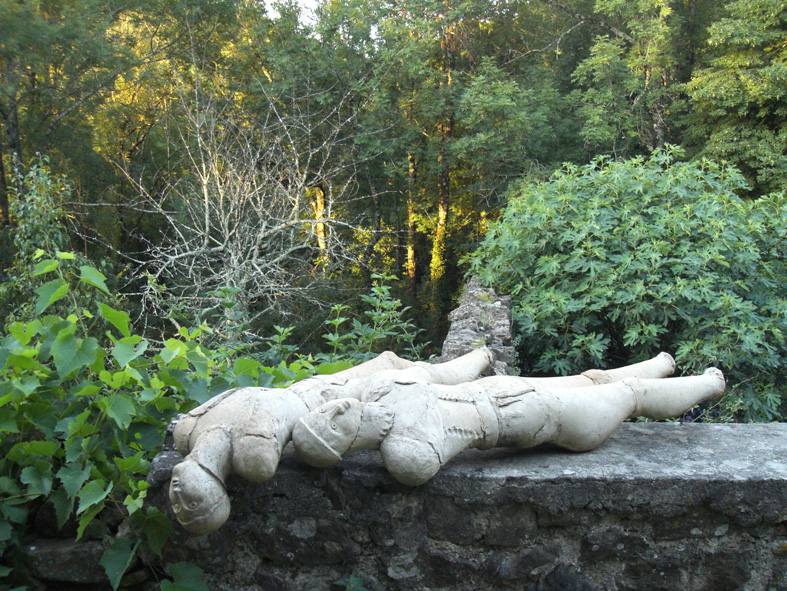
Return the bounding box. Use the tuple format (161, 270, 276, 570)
(406, 152, 418, 295)
(310, 184, 328, 254)
(429, 20, 454, 320)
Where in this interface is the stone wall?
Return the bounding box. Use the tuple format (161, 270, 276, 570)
(146, 423, 787, 591)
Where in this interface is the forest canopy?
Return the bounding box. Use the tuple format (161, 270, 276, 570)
(1, 0, 785, 370)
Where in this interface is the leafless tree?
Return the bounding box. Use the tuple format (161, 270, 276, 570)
(125, 59, 378, 337)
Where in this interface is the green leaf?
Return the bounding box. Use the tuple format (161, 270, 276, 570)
(49, 487, 74, 529)
(76, 503, 103, 540)
(138, 507, 173, 557)
(317, 360, 354, 375)
(77, 480, 113, 515)
(114, 452, 149, 475)
(100, 538, 140, 590)
(51, 328, 100, 377)
(71, 381, 102, 397)
(112, 337, 148, 368)
(33, 259, 59, 276)
(35, 278, 69, 314)
(57, 463, 92, 497)
(0, 520, 12, 542)
(7, 441, 59, 462)
(233, 357, 261, 375)
(161, 562, 209, 591)
(79, 265, 110, 294)
(2, 498, 28, 524)
(21, 465, 53, 497)
(56, 251, 76, 260)
(99, 304, 131, 338)
(104, 394, 137, 430)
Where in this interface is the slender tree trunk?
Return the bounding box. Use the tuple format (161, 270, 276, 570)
(429, 24, 454, 287)
(360, 188, 381, 287)
(310, 184, 327, 253)
(429, 19, 455, 336)
(4, 108, 24, 196)
(406, 153, 417, 296)
(0, 124, 9, 227)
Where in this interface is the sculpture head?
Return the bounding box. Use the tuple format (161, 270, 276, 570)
(293, 398, 363, 467)
(169, 460, 231, 534)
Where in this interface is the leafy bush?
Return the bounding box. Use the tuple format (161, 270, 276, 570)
(469, 147, 787, 421)
(0, 251, 328, 588)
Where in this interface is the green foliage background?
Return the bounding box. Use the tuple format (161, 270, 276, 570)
(470, 148, 787, 421)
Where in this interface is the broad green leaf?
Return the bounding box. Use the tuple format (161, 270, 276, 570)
(71, 381, 102, 397)
(79, 265, 110, 294)
(114, 452, 149, 475)
(100, 538, 140, 590)
(233, 357, 261, 375)
(77, 480, 113, 515)
(0, 408, 19, 433)
(57, 463, 92, 497)
(0, 520, 12, 542)
(112, 338, 148, 368)
(161, 562, 209, 591)
(0, 477, 21, 496)
(51, 329, 99, 377)
(35, 278, 69, 314)
(105, 394, 137, 430)
(160, 340, 186, 364)
(13, 376, 41, 396)
(2, 499, 28, 524)
(49, 487, 74, 529)
(55, 251, 76, 260)
(137, 507, 173, 557)
(99, 304, 131, 338)
(8, 320, 41, 345)
(33, 259, 59, 276)
(76, 503, 103, 540)
(7, 441, 58, 462)
(21, 465, 53, 497)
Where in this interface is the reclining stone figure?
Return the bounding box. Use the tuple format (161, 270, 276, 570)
(169, 349, 724, 533)
(293, 365, 725, 486)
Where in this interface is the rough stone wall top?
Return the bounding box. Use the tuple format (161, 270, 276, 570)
(149, 423, 787, 591)
(435, 276, 517, 374)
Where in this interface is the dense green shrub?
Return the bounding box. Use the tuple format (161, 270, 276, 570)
(469, 147, 787, 421)
(0, 250, 333, 588)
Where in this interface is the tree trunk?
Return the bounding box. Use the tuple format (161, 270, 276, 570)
(3, 108, 24, 196)
(0, 125, 9, 227)
(310, 184, 328, 267)
(429, 21, 455, 328)
(406, 153, 417, 296)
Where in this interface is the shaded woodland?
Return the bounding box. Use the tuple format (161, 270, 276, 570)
(2, 0, 785, 348)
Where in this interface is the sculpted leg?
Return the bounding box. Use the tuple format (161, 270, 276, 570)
(316, 348, 494, 401)
(514, 352, 677, 390)
(550, 369, 725, 452)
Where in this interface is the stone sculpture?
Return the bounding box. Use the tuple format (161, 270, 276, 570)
(169, 347, 724, 533)
(293, 360, 725, 486)
(169, 348, 495, 533)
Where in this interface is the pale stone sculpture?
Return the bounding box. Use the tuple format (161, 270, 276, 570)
(293, 358, 725, 486)
(169, 348, 495, 533)
(169, 347, 724, 533)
